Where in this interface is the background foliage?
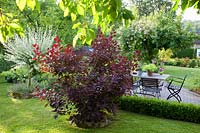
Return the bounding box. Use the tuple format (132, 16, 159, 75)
(3, 27, 55, 86)
(1, 0, 134, 46)
(173, 0, 200, 11)
(131, 0, 173, 17)
(1, 0, 76, 44)
(118, 12, 197, 62)
(0, 6, 23, 42)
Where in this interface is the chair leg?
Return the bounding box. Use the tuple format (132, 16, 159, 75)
(167, 94, 180, 102)
(174, 94, 181, 103)
(167, 93, 176, 100)
(158, 92, 161, 98)
(167, 94, 172, 100)
(167, 89, 181, 102)
(177, 94, 182, 102)
(167, 89, 175, 99)
(156, 93, 159, 99)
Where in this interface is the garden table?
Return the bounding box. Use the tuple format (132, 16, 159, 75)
(130, 71, 170, 98)
(131, 71, 170, 80)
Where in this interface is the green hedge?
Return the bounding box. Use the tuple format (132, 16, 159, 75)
(165, 58, 200, 68)
(173, 48, 196, 59)
(120, 96, 200, 123)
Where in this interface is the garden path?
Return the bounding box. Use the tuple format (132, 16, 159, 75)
(160, 84, 200, 105)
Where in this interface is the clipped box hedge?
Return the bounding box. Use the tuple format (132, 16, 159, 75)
(120, 96, 200, 123)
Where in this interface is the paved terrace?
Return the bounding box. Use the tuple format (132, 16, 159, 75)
(160, 85, 200, 105)
(133, 83, 200, 105)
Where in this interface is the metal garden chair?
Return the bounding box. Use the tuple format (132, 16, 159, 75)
(132, 79, 142, 93)
(140, 78, 163, 98)
(166, 75, 187, 102)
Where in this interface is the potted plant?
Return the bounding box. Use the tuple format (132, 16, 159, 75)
(142, 64, 157, 76)
(159, 67, 164, 75)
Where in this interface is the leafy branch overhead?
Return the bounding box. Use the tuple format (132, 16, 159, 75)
(16, 0, 40, 11)
(0, 8, 24, 43)
(173, 0, 200, 11)
(13, 0, 134, 46)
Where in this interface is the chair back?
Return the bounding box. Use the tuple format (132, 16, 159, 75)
(180, 75, 187, 89)
(166, 75, 187, 102)
(168, 75, 187, 90)
(141, 78, 159, 88)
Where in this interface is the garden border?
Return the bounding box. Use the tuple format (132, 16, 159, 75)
(120, 96, 200, 123)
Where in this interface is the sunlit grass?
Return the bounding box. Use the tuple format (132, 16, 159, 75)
(164, 65, 200, 90)
(10, 97, 23, 104)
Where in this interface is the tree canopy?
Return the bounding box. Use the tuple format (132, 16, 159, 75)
(0, 1, 23, 43)
(131, 0, 173, 17)
(173, 0, 200, 11)
(0, 0, 134, 46)
(118, 12, 197, 61)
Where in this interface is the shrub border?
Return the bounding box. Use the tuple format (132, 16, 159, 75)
(120, 96, 200, 123)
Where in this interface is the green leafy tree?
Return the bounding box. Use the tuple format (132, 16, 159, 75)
(173, 0, 200, 11)
(118, 14, 158, 61)
(131, 0, 173, 16)
(1, 0, 76, 44)
(1, 0, 134, 45)
(158, 48, 173, 62)
(56, 0, 134, 46)
(0, 7, 23, 43)
(118, 12, 197, 62)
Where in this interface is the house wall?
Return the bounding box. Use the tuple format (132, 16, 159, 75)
(197, 48, 200, 58)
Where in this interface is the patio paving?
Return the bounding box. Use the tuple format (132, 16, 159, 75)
(133, 82, 200, 105)
(160, 84, 200, 105)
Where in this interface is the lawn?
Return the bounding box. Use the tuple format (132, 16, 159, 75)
(1, 76, 200, 133)
(164, 65, 200, 90)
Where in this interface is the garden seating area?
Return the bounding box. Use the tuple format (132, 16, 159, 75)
(131, 71, 170, 98)
(160, 83, 200, 105)
(131, 71, 200, 105)
(131, 72, 191, 103)
(1, 0, 200, 132)
(166, 75, 187, 102)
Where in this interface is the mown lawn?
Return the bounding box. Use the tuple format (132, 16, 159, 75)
(164, 65, 200, 90)
(1, 76, 200, 133)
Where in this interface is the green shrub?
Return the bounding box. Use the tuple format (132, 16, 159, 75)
(1, 65, 29, 83)
(8, 82, 36, 99)
(32, 73, 56, 90)
(196, 59, 200, 67)
(175, 58, 183, 67)
(189, 59, 197, 68)
(120, 96, 200, 123)
(165, 59, 177, 66)
(0, 54, 14, 73)
(1, 70, 18, 83)
(180, 58, 190, 67)
(165, 58, 200, 68)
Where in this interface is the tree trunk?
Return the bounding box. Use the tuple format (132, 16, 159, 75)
(28, 72, 32, 87)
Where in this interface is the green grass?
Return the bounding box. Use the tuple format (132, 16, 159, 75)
(1, 76, 200, 133)
(164, 65, 200, 90)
